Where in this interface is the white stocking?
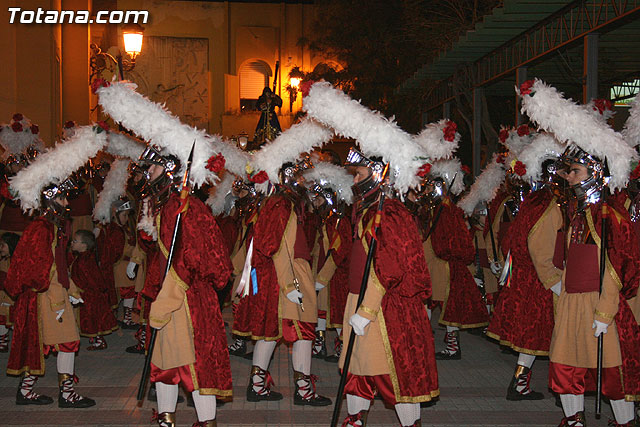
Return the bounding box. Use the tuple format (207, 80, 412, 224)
(346, 394, 371, 415)
(611, 398, 635, 424)
(292, 340, 312, 375)
(395, 402, 420, 426)
(123, 298, 134, 308)
(156, 383, 178, 413)
(252, 339, 276, 370)
(336, 328, 342, 337)
(56, 351, 74, 374)
(486, 304, 492, 315)
(560, 394, 584, 417)
(0, 324, 8, 334)
(192, 390, 216, 422)
(446, 325, 459, 333)
(426, 308, 432, 321)
(316, 318, 326, 331)
(517, 353, 535, 369)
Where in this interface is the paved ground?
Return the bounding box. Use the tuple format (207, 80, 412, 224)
(0, 307, 620, 426)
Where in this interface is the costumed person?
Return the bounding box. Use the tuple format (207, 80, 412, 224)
(5, 177, 95, 407)
(340, 150, 438, 427)
(0, 232, 20, 352)
(134, 146, 233, 427)
(485, 132, 565, 400)
(301, 81, 453, 427)
(521, 78, 640, 427)
(0, 113, 42, 236)
(4, 123, 109, 409)
(253, 87, 282, 145)
(457, 153, 509, 315)
(225, 178, 261, 358)
(70, 229, 118, 350)
(304, 161, 353, 362)
(420, 158, 489, 360)
(231, 117, 334, 406)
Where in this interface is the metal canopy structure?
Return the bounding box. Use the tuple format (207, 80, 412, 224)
(398, 0, 640, 111)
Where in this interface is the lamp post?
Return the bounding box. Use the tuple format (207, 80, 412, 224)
(90, 23, 144, 83)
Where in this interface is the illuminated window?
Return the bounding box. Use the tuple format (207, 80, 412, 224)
(610, 79, 639, 107)
(240, 60, 271, 111)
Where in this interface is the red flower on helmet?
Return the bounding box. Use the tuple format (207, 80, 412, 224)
(91, 78, 111, 94)
(461, 164, 471, 175)
(12, 113, 23, 122)
(206, 153, 226, 174)
(30, 124, 39, 135)
(593, 99, 613, 115)
(516, 124, 530, 137)
(96, 121, 110, 132)
(513, 161, 527, 177)
(417, 163, 432, 178)
(249, 171, 268, 184)
(496, 154, 506, 164)
(519, 79, 535, 96)
(499, 128, 509, 144)
(11, 122, 23, 132)
(443, 120, 457, 142)
(301, 80, 314, 98)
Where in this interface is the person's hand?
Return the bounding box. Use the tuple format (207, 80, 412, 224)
(550, 281, 562, 296)
(474, 277, 484, 287)
(490, 261, 503, 276)
(286, 289, 303, 305)
(55, 309, 65, 321)
(315, 282, 325, 291)
(126, 261, 137, 279)
(92, 227, 101, 238)
(349, 314, 371, 336)
(593, 320, 609, 337)
(69, 295, 83, 305)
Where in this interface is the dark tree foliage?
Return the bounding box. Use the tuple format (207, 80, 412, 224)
(304, 0, 501, 132)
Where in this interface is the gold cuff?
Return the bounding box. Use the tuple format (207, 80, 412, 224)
(594, 309, 615, 320)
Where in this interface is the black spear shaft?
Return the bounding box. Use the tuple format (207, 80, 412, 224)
(136, 143, 196, 405)
(330, 166, 388, 427)
(595, 202, 608, 418)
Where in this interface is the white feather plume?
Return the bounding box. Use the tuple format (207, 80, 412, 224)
(93, 159, 131, 224)
(206, 172, 235, 216)
(302, 81, 424, 195)
(622, 92, 640, 148)
(519, 79, 637, 190)
(517, 133, 565, 182)
(429, 158, 465, 195)
(105, 132, 146, 160)
(584, 99, 615, 124)
(0, 114, 44, 157)
(97, 81, 223, 188)
(249, 118, 332, 184)
(303, 161, 354, 204)
(213, 139, 251, 177)
(503, 126, 534, 156)
(10, 125, 108, 212)
(457, 154, 506, 215)
(137, 206, 157, 241)
(412, 119, 459, 160)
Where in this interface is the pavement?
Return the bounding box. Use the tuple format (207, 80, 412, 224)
(0, 306, 621, 426)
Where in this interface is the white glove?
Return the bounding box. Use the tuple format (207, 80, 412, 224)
(1, 302, 11, 307)
(474, 277, 484, 287)
(69, 295, 83, 305)
(126, 261, 138, 279)
(593, 320, 609, 337)
(286, 289, 304, 305)
(490, 261, 503, 276)
(55, 309, 65, 321)
(92, 227, 101, 238)
(315, 281, 325, 291)
(349, 313, 371, 336)
(550, 281, 562, 296)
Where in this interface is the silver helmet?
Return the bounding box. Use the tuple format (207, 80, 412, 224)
(557, 144, 608, 210)
(344, 147, 387, 211)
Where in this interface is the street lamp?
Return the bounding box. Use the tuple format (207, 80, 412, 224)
(90, 23, 145, 83)
(287, 67, 305, 113)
